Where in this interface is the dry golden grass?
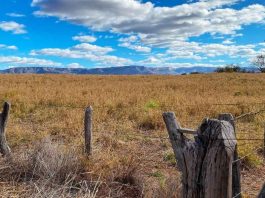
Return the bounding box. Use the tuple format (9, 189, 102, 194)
(0, 73, 265, 197)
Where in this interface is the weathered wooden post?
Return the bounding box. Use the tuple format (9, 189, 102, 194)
(218, 113, 241, 198)
(0, 102, 11, 157)
(163, 112, 236, 198)
(84, 106, 93, 155)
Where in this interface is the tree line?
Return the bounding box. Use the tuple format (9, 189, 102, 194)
(215, 54, 265, 73)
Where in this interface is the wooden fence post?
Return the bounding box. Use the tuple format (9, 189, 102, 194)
(163, 112, 236, 198)
(0, 102, 11, 157)
(84, 106, 93, 155)
(218, 113, 241, 198)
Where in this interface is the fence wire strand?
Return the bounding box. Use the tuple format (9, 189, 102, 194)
(5, 101, 265, 196)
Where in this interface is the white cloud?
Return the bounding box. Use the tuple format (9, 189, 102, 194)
(67, 63, 84, 68)
(30, 43, 131, 66)
(119, 35, 151, 53)
(6, 13, 25, 18)
(31, 0, 265, 48)
(0, 44, 18, 50)
(28, 0, 265, 67)
(119, 42, 151, 53)
(73, 43, 113, 54)
(72, 35, 97, 43)
(0, 56, 62, 66)
(137, 56, 222, 68)
(222, 39, 234, 45)
(166, 41, 258, 59)
(0, 21, 27, 34)
(119, 36, 138, 43)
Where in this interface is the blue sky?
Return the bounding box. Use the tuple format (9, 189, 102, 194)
(0, 0, 265, 69)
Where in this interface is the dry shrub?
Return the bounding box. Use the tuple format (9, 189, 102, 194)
(30, 178, 99, 198)
(30, 138, 80, 183)
(1, 137, 99, 198)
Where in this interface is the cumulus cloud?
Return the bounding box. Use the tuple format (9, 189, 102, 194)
(119, 35, 151, 53)
(30, 43, 132, 66)
(222, 39, 234, 45)
(0, 44, 18, 50)
(137, 56, 222, 68)
(72, 35, 97, 43)
(73, 43, 113, 54)
(67, 63, 84, 68)
(166, 41, 258, 59)
(31, 0, 265, 47)
(0, 21, 27, 34)
(0, 56, 62, 66)
(29, 0, 265, 67)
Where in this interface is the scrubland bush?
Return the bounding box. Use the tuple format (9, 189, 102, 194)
(0, 138, 99, 198)
(215, 64, 245, 73)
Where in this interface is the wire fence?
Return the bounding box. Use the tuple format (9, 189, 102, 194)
(20, 100, 265, 110)
(5, 101, 265, 196)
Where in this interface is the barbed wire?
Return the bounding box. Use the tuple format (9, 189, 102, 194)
(233, 146, 264, 164)
(232, 145, 265, 198)
(19, 101, 265, 110)
(235, 108, 265, 121)
(3, 101, 265, 195)
(232, 192, 242, 198)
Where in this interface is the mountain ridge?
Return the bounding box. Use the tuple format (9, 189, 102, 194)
(0, 66, 219, 75)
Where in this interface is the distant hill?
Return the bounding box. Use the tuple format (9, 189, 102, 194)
(0, 66, 219, 75)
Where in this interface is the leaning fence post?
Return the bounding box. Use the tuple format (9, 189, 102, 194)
(84, 106, 93, 155)
(0, 102, 11, 157)
(218, 113, 241, 198)
(163, 112, 236, 198)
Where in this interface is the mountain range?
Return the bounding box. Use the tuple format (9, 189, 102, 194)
(0, 66, 218, 75)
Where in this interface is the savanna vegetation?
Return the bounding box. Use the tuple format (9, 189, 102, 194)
(0, 73, 265, 197)
(215, 64, 246, 73)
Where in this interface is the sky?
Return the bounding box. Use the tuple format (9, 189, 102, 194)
(0, 0, 265, 69)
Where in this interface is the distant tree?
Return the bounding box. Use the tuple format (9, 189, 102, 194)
(252, 54, 265, 73)
(215, 64, 244, 73)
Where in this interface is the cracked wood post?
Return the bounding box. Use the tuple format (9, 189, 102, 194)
(84, 106, 93, 155)
(218, 113, 241, 198)
(0, 102, 11, 157)
(163, 112, 236, 198)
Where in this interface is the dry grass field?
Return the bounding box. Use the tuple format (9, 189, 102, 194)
(0, 73, 265, 197)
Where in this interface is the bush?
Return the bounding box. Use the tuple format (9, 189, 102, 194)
(30, 138, 80, 183)
(215, 64, 245, 73)
(2, 138, 99, 198)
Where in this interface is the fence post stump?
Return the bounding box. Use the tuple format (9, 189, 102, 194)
(84, 106, 93, 156)
(0, 102, 11, 157)
(218, 113, 241, 198)
(163, 112, 236, 198)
